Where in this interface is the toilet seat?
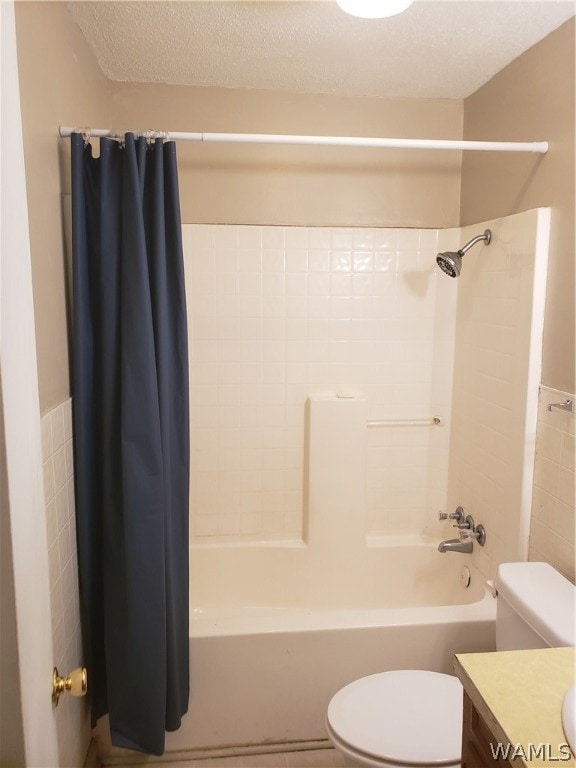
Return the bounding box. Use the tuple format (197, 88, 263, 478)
(326, 670, 463, 767)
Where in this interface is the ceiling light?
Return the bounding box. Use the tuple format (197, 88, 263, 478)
(336, 0, 414, 19)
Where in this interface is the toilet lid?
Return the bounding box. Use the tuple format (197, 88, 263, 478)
(327, 670, 463, 766)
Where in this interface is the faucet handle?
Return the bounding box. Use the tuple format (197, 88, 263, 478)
(454, 514, 474, 530)
(438, 506, 464, 523)
(459, 524, 487, 546)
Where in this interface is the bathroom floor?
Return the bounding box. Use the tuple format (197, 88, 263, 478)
(126, 747, 348, 768)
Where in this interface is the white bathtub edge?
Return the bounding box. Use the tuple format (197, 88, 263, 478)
(190, 583, 496, 638)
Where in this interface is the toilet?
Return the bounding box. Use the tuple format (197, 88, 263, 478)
(326, 562, 576, 768)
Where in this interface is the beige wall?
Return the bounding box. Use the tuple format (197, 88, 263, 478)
(461, 19, 575, 394)
(15, 2, 112, 414)
(112, 84, 463, 229)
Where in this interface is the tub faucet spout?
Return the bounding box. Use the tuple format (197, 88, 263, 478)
(437, 537, 473, 554)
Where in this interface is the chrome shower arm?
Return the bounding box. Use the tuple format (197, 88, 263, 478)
(436, 229, 491, 278)
(459, 229, 491, 255)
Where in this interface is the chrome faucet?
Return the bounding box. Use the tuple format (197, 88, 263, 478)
(438, 537, 473, 554)
(437, 508, 486, 554)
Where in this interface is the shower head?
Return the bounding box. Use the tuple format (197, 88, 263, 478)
(436, 229, 491, 278)
(436, 251, 463, 278)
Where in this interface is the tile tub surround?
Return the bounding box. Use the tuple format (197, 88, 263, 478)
(446, 209, 551, 581)
(188, 394, 492, 610)
(41, 400, 91, 768)
(529, 386, 576, 582)
(184, 224, 458, 544)
(185, 214, 549, 562)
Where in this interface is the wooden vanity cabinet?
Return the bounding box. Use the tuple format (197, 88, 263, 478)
(462, 691, 515, 767)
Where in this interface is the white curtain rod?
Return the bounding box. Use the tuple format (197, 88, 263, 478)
(58, 126, 549, 154)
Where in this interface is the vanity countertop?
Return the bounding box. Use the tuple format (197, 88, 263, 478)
(454, 646, 576, 767)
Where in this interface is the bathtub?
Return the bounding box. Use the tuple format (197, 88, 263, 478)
(97, 396, 496, 763)
(160, 538, 496, 758)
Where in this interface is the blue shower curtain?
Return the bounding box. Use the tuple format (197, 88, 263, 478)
(71, 132, 189, 755)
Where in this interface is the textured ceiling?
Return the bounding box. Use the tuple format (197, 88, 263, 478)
(67, 1, 575, 99)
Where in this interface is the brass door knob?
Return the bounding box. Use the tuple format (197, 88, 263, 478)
(52, 667, 87, 707)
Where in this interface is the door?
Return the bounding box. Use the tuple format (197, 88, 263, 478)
(1, 2, 60, 764)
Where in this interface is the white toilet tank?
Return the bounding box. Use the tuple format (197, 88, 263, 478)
(495, 562, 576, 651)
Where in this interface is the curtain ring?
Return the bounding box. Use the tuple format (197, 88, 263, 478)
(80, 128, 91, 147)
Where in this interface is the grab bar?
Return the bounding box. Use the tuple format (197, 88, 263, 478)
(367, 417, 442, 428)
